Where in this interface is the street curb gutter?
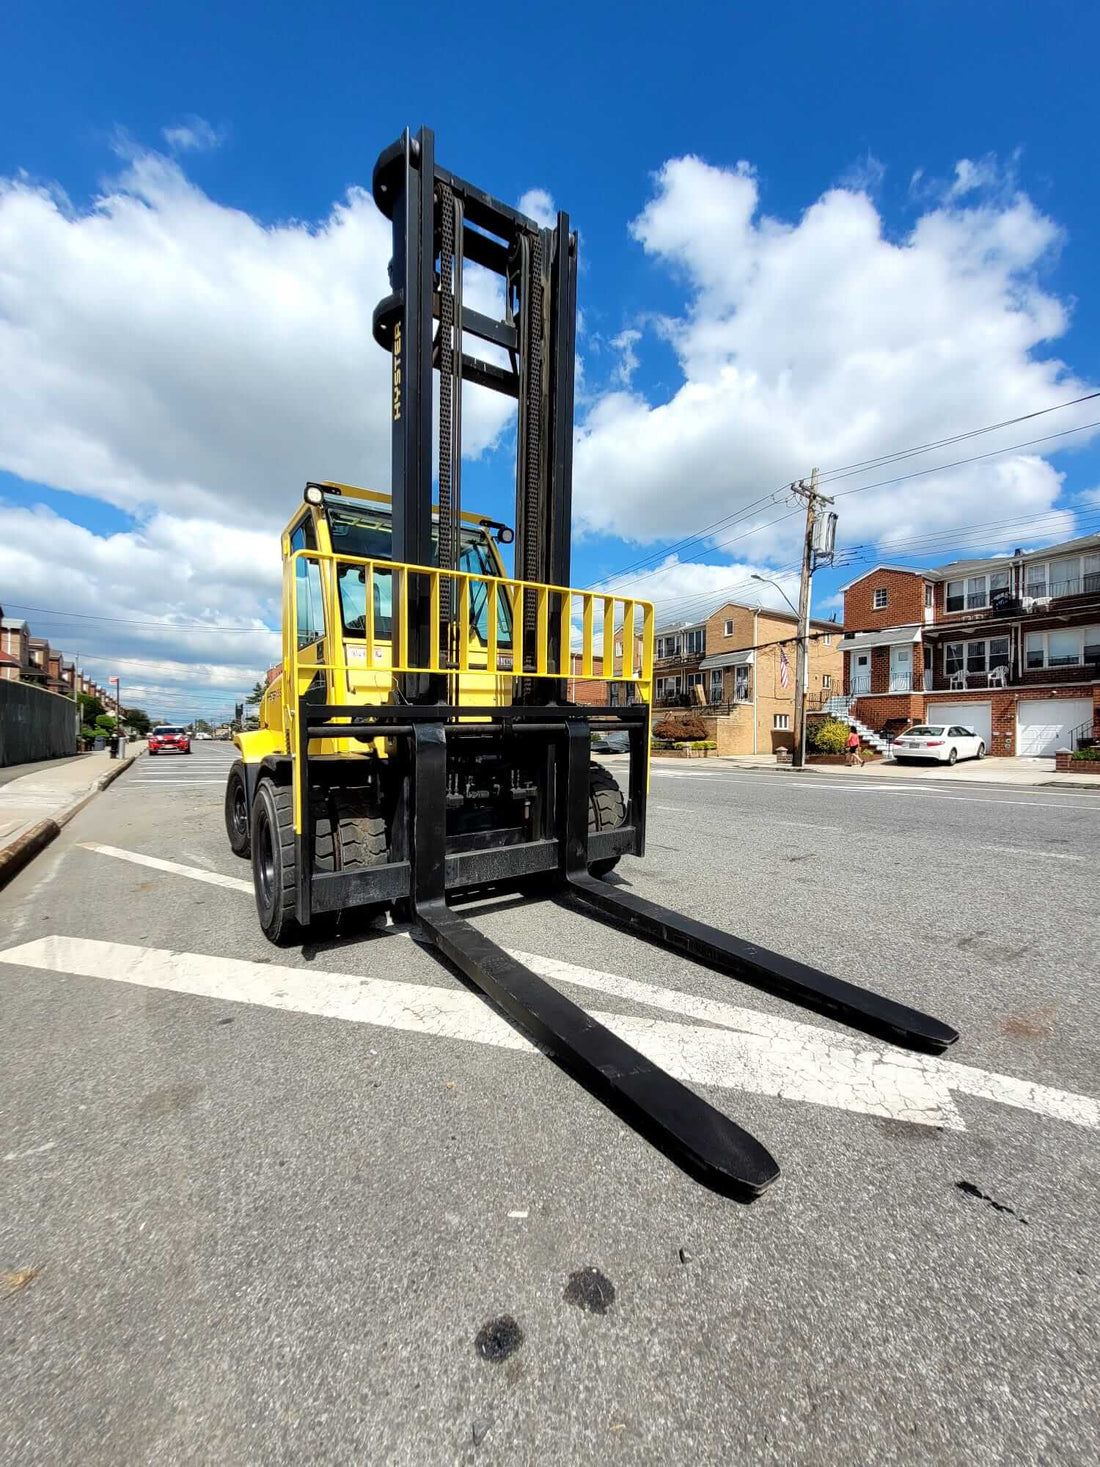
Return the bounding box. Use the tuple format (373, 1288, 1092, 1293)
(0, 751, 143, 893)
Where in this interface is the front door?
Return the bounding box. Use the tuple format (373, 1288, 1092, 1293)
(890, 643, 912, 692)
(851, 652, 870, 694)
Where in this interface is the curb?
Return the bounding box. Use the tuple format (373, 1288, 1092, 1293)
(0, 750, 143, 893)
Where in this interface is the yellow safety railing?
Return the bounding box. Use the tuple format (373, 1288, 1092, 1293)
(284, 548, 654, 695)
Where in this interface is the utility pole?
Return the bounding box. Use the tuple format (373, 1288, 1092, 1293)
(790, 469, 836, 769)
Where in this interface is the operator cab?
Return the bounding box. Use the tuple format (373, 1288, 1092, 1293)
(286, 482, 515, 656)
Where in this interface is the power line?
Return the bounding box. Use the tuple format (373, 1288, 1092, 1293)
(3, 602, 277, 634)
(831, 418, 1100, 502)
(591, 390, 1100, 591)
(817, 388, 1100, 485)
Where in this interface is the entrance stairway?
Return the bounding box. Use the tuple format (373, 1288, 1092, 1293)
(820, 694, 891, 756)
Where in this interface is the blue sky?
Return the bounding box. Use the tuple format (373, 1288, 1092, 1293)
(2, 1, 1099, 717)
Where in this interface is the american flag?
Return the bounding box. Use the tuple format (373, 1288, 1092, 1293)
(779, 648, 790, 689)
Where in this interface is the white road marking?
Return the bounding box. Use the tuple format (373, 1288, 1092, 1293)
(124, 780, 227, 786)
(3, 1140, 57, 1162)
(3, 934, 1097, 1136)
(78, 843, 252, 893)
(507, 1210, 529, 1219)
(982, 846, 1084, 863)
(712, 778, 1100, 811)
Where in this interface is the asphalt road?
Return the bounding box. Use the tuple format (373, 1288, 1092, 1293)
(2, 745, 1099, 1465)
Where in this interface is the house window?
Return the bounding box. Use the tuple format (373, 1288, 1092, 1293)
(723, 619, 734, 636)
(1025, 564, 1048, 599)
(684, 627, 705, 655)
(822, 634, 831, 645)
(947, 569, 1010, 612)
(1033, 554, 1100, 598)
(924, 584, 934, 609)
(686, 672, 704, 689)
(615, 642, 622, 657)
(774, 714, 790, 730)
(948, 637, 1010, 677)
(822, 673, 832, 689)
(873, 588, 888, 610)
(734, 665, 750, 701)
(1024, 628, 1100, 669)
(1049, 629, 1082, 667)
(923, 644, 932, 673)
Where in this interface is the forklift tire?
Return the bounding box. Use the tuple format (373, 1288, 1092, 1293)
(314, 789, 390, 925)
(588, 762, 626, 878)
(252, 779, 300, 946)
(225, 761, 251, 859)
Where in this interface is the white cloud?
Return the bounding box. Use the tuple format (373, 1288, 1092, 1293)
(838, 153, 886, 195)
(0, 147, 513, 526)
(609, 328, 642, 387)
(518, 187, 556, 228)
(574, 153, 1096, 572)
(2, 502, 280, 713)
(162, 117, 224, 153)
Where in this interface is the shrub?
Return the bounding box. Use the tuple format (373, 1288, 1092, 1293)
(689, 740, 717, 750)
(807, 717, 851, 755)
(1071, 745, 1100, 761)
(652, 713, 709, 742)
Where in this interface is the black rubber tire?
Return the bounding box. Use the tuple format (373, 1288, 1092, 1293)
(314, 788, 390, 925)
(947, 748, 958, 766)
(225, 761, 251, 858)
(894, 756, 910, 765)
(976, 742, 986, 760)
(252, 780, 299, 946)
(588, 762, 626, 878)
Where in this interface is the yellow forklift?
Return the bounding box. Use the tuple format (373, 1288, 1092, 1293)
(226, 128, 956, 1196)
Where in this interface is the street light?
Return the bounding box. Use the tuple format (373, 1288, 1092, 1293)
(751, 573, 799, 618)
(752, 573, 808, 767)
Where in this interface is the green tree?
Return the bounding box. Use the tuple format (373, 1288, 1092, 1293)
(78, 691, 105, 724)
(195, 718, 213, 733)
(806, 717, 851, 755)
(123, 706, 152, 736)
(246, 680, 266, 706)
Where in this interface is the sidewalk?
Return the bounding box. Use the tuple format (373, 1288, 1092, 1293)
(717, 753, 1100, 790)
(0, 744, 146, 885)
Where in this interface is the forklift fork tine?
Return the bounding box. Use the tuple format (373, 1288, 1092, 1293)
(416, 899, 780, 1198)
(563, 871, 959, 1054)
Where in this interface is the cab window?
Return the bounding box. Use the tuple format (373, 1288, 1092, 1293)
(289, 515, 325, 648)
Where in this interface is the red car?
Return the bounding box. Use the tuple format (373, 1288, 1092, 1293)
(148, 725, 191, 756)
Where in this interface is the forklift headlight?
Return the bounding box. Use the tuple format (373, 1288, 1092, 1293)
(304, 485, 324, 505)
(497, 526, 514, 544)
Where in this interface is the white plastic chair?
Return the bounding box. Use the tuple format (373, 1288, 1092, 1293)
(987, 665, 1008, 689)
(948, 670, 966, 691)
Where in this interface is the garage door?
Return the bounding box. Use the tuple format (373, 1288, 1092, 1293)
(1016, 697, 1093, 757)
(925, 701, 991, 748)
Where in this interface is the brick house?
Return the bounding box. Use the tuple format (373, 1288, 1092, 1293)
(653, 601, 843, 754)
(838, 532, 1100, 755)
(0, 616, 30, 681)
(567, 631, 646, 707)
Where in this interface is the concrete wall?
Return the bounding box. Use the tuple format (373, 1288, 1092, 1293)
(0, 679, 79, 767)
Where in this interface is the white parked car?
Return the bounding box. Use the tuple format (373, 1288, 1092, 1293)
(892, 724, 985, 765)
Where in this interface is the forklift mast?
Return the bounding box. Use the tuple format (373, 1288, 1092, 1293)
(372, 127, 577, 702)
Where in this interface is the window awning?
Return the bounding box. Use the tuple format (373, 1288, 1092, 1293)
(699, 649, 755, 670)
(839, 625, 922, 652)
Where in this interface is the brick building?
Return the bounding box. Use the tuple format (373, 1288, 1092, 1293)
(653, 601, 843, 755)
(567, 631, 646, 707)
(838, 532, 1100, 755)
